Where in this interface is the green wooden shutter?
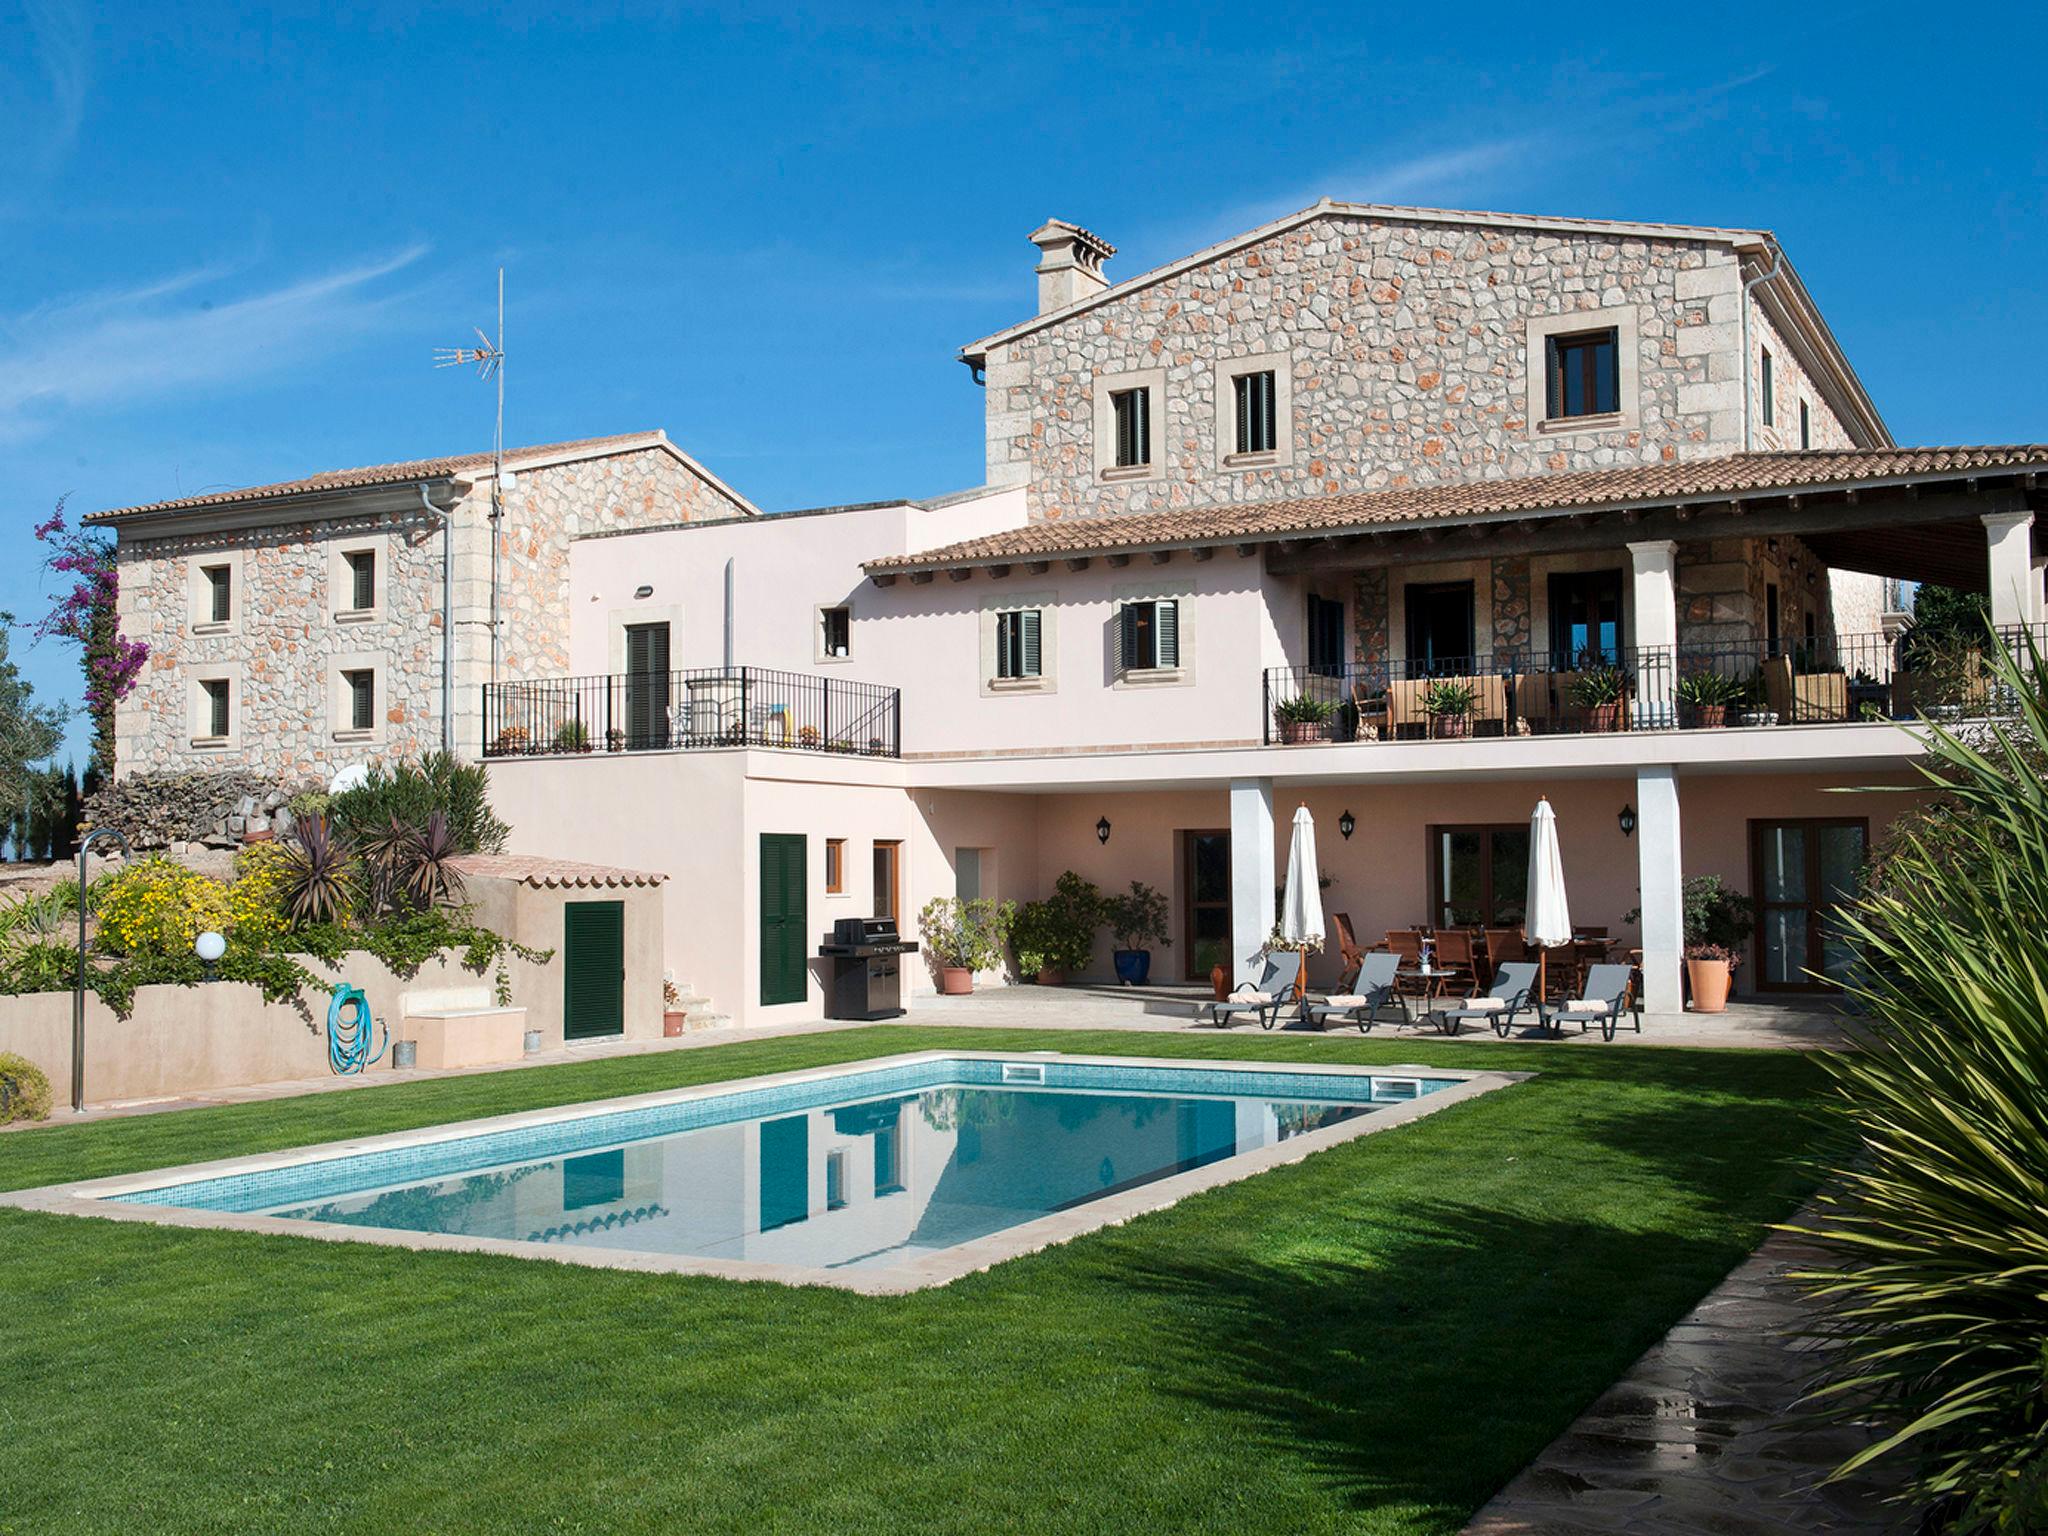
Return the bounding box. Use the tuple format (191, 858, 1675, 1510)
(759, 833, 807, 1006)
(1156, 600, 1179, 668)
(625, 623, 671, 748)
(1117, 603, 1137, 672)
(351, 552, 376, 611)
(562, 900, 625, 1039)
(1019, 609, 1041, 677)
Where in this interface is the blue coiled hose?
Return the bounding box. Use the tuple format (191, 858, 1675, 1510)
(327, 983, 387, 1075)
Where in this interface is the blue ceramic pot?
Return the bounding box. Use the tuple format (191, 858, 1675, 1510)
(1112, 949, 1151, 986)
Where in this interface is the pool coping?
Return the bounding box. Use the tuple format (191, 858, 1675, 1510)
(0, 1050, 1529, 1295)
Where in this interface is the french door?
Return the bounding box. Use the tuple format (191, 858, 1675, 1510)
(623, 622, 671, 749)
(1181, 830, 1230, 981)
(1750, 819, 1867, 991)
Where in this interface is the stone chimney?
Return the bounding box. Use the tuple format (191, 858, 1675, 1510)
(1029, 219, 1116, 314)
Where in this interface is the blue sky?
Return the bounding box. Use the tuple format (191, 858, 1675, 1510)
(5, 1, 2045, 766)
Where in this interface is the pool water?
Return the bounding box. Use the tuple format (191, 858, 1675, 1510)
(112, 1057, 1451, 1274)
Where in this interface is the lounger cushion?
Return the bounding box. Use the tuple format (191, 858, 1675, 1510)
(1463, 996, 1506, 1009)
(1319, 994, 1366, 1007)
(1563, 998, 1609, 1012)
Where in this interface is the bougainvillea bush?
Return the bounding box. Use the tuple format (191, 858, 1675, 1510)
(32, 500, 148, 780)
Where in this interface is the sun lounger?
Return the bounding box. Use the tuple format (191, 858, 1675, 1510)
(1301, 953, 1402, 1032)
(1430, 961, 1540, 1037)
(1201, 951, 1300, 1029)
(1538, 963, 1640, 1041)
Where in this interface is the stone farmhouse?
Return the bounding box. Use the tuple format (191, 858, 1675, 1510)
(94, 200, 2048, 1033)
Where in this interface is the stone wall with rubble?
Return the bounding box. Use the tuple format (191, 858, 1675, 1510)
(115, 445, 753, 776)
(983, 212, 1773, 522)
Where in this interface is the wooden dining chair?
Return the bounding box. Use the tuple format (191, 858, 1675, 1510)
(1385, 929, 1424, 965)
(1331, 912, 1365, 990)
(1539, 943, 1581, 1002)
(1431, 929, 1476, 996)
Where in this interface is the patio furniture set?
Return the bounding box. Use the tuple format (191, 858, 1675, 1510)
(1200, 912, 1645, 1041)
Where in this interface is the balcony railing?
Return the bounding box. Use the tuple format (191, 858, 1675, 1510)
(1263, 627, 2046, 746)
(483, 666, 902, 759)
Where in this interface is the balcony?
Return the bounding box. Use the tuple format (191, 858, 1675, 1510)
(483, 666, 901, 759)
(1263, 627, 2045, 746)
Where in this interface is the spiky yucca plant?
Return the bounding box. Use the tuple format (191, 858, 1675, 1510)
(281, 813, 353, 927)
(1804, 627, 2048, 1532)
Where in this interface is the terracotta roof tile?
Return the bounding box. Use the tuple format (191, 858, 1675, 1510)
(863, 447, 2048, 574)
(447, 853, 666, 890)
(86, 432, 671, 523)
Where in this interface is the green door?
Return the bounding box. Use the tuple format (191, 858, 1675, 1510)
(563, 899, 625, 1040)
(760, 833, 807, 1006)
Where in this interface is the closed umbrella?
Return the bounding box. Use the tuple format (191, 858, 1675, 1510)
(1280, 804, 1326, 1000)
(1524, 796, 1573, 1004)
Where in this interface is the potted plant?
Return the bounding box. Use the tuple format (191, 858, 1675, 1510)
(606, 727, 627, 753)
(798, 724, 821, 748)
(1272, 693, 1335, 744)
(1423, 678, 1477, 738)
(1733, 669, 1777, 727)
(1682, 875, 1756, 1013)
(663, 977, 687, 1037)
(492, 724, 531, 754)
(552, 719, 594, 754)
(1675, 669, 1740, 729)
(1102, 880, 1171, 986)
(1568, 666, 1628, 732)
(1846, 667, 1890, 720)
(1009, 871, 1101, 984)
(918, 896, 1015, 996)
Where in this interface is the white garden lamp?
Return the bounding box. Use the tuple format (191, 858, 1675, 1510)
(1524, 796, 1573, 1003)
(1279, 803, 1325, 1001)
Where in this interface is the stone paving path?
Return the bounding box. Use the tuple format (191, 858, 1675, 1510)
(1465, 1229, 1916, 1535)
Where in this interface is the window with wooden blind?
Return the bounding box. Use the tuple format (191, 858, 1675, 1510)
(200, 678, 230, 739)
(1111, 386, 1151, 468)
(344, 551, 376, 611)
(343, 669, 375, 732)
(995, 608, 1042, 679)
(1118, 598, 1180, 673)
(1544, 328, 1619, 419)
(203, 566, 231, 624)
(1761, 349, 1775, 427)
(1798, 398, 1811, 449)
(1233, 370, 1277, 454)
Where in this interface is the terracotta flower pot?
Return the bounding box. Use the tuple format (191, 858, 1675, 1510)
(663, 1010, 688, 1037)
(1686, 957, 1733, 1013)
(1209, 963, 1231, 1001)
(1429, 714, 1472, 739)
(1278, 719, 1325, 744)
(1035, 967, 1066, 986)
(1586, 702, 1624, 733)
(939, 966, 973, 996)
(1685, 704, 1727, 729)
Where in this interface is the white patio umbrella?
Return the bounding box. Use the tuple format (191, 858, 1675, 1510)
(1279, 804, 1326, 999)
(1524, 796, 1574, 1001)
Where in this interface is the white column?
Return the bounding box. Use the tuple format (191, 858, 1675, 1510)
(1635, 765, 1684, 1015)
(1228, 778, 1276, 986)
(1628, 539, 1679, 729)
(1983, 510, 2041, 628)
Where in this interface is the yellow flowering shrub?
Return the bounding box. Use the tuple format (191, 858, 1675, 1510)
(94, 856, 236, 958)
(227, 841, 293, 943)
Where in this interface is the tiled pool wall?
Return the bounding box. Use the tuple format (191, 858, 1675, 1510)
(107, 1056, 1456, 1216)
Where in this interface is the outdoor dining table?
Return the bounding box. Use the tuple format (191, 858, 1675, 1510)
(1394, 966, 1462, 1030)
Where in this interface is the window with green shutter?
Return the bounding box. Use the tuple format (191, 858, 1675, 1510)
(624, 622, 671, 749)
(759, 834, 807, 1006)
(562, 900, 625, 1040)
(995, 608, 1041, 679)
(203, 565, 231, 624)
(1111, 386, 1151, 467)
(345, 550, 376, 611)
(343, 669, 375, 731)
(1233, 370, 1277, 454)
(200, 679, 231, 739)
(1117, 599, 1179, 672)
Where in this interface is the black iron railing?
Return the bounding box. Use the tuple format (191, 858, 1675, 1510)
(483, 666, 901, 759)
(1263, 626, 2047, 745)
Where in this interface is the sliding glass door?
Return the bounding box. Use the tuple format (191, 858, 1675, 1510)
(1751, 819, 1867, 990)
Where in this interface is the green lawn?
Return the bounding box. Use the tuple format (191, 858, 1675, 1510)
(0, 1027, 1837, 1535)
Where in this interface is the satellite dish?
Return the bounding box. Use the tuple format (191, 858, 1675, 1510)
(329, 761, 371, 795)
(498, 466, 518, 491)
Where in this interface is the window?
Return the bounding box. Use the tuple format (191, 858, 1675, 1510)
(1544, 329, 1619, 420)
(343, 669, 375, 732)
(1761, 349, 1775, 427)
(1548, 570, 1625, 667)
(345, 550, 375, 612)
(1798, 399, 1811, 450)
(1429, 824, 1533, 929)
(1118, 598, 1179, 672)
(1752, 819, 1868, 990)
(1307, 593, 1346, 676)
(872, 841, 900, 924)
(1111, 387, 1151, 468)
(1766, 582, 1782, 653)
(1233, 370, 1277, 455)
(200, 678, 230, 739)
(819, 605, 851, 659)
(995, 608, 1042, 679)
(203, 565, 231, 624)
(825, 838, 845, 895)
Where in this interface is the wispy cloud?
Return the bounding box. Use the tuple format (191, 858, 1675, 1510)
(0, 246, 432, 442)
(9, 0, 89, 180)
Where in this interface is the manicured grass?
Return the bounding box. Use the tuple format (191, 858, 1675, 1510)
(0, 1028, 1837, 1534)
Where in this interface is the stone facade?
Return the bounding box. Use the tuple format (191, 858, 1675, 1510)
(114, 441, 752, 777)
(975, 208, 1865, 523)
(1489, 556, 1532, 653)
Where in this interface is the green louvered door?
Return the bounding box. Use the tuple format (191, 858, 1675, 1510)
(759, 834, 807, 1007)
(563, 900, 625, 1040)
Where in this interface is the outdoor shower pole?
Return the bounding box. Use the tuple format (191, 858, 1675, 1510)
(72, 825, 129, 1112)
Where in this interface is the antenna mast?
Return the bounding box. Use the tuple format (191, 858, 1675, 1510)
(434, 268, 509, 686)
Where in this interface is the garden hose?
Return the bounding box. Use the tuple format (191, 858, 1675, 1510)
(326, 983, 387, 1075)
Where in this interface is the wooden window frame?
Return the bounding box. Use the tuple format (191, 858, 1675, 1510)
(344, 669, 375, 732)
(1761, 348, 1775, 427)
(1544, 328, 1620, 421)
(204, 565, 232, 625)
(1425, 823, 1533, 930)
(819, 605, 852, 660)
(825, 837, 846, 895)
(871, 840, 901, 925)
(201, 678, 230, 740)
(1233, 370, 1277, 455)
(1749, 817, 1869, 993)
(1111, 386, 1151, 468)
(995, 608, 1042, 679)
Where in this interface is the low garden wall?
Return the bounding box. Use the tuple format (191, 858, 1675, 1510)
(0, 946, 575, 1106)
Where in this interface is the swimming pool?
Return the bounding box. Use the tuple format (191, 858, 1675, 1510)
(10, 1052, 1517, 1291)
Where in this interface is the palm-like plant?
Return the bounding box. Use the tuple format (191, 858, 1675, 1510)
(1801, 628, 2048, 1530)
(281, 813, 352, 926)
(400, 810, 466, 910)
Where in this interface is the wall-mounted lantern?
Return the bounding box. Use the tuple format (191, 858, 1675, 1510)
(1096, 816, 1112, 846)
(1338, 809, 1356, 841)
(1617, 803, 1637, 839)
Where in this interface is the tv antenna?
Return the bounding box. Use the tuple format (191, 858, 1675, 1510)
(433, 268, 508, 683)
